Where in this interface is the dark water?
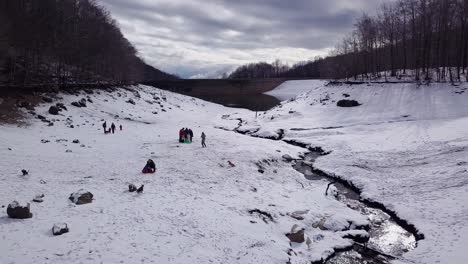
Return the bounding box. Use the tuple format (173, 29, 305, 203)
(194, 94, 281, 111)
(294, 153, 416, 263)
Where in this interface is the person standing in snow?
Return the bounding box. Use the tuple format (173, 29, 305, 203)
(102, 121, 107, 133)
(111, 123, 116, 134)
(184, 128, 190, 143)
(119, 124, 123, 131)
(188, 128, 193, 142)
(179, 128, 185, 143)
(201, 132, 206, 148)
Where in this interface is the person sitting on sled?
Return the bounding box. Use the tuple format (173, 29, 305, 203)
(142, 159, 156, 173)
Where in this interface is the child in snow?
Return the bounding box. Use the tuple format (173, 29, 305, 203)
(142, 159, 156, 173)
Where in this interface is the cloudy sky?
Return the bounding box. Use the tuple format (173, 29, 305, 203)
(97, 0, 386, 78)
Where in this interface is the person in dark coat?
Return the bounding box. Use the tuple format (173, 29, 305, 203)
(184, 128, 189, 142)
(201, 132, 206, 148)
(142, 159, 156, 173)
(102, 121, 107, 133)
(111, 123, 116, 134)
(119, 124, 123, 131)
(188, 129, 193, 142)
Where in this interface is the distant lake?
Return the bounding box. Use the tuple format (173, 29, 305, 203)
(195, 80, 325, 111)
(195, 94, 281, 111)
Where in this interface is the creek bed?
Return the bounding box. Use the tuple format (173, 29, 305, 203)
(294, 152, 417, 263)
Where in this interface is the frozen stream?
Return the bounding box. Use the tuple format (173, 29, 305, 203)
(293, 152, 417, 263)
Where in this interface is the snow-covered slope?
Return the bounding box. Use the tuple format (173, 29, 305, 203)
(1, 85, 370, 264)
(236, 80, 468, 264)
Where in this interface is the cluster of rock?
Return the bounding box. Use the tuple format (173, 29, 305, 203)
(71, 98, 87, 108)
(5, 189, 95, 236)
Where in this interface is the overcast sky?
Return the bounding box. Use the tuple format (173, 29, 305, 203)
(97, 0, 386, 78)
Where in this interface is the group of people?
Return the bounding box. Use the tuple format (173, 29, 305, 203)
(102, 121, 122, 134)
(178, 127, 207, 147)
(179, 128, 194, 143)
(140, 130, 208, 175)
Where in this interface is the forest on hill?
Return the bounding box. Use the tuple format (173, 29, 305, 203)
(0, 0, 176, 90)
(229, 0, 468, 82)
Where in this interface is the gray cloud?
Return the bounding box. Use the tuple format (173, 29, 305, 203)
(97, 0, 386, 78)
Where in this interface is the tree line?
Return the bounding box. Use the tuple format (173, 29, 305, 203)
(229, 0, 468, 82)
(0, 0, 175, 89)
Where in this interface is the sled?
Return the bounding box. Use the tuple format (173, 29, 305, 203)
(142, 170, 156, 174)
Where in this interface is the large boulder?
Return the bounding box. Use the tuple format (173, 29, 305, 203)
(78, 98, 87, 107)
(52, 223, 69, 236)
(286, 229, 305, 243)
(282, 154, 294, 162)
(7, 201, 33, 219)
(69, 190, 93, 205)
(337, 99, 361, 107)
(48, 106, 60, 115)
(71, 101, 81, 107)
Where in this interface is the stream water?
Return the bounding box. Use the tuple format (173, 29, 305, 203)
(293, 152, 417, 263)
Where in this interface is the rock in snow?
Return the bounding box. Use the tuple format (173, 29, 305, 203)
(52, 223, 69, 236)
(48, 106, 60, 115)
(282, 154, 294, 162)
(7, 201, 33, 219)
(286, 228, 305, 243)
(336, 99, 361, 107)
(69, 190, 93, 205)
(128, 184, 137, 192)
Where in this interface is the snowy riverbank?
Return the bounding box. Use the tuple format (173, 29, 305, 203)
(233, 80, 468, 264)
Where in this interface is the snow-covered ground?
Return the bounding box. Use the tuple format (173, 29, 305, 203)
(234, 80, 468, 264)
(1, 85, 372, 264)
(1, 80, 467, 264)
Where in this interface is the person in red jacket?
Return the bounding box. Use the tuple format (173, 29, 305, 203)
(179, 128, 185, 143)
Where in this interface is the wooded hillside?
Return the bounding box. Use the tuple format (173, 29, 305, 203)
(229, 0, 468, 82)
(0, 0, 176, 90)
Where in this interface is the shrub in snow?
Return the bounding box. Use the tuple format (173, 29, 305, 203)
(48, 106, 60, 115)
(7, 201, 33, 219)
(52, 223, 69, 236)
(336, 99, 361, 107)
(69, 190, 93, 205)
(126, 99, 136, 105)
(42, 97, 53, 103)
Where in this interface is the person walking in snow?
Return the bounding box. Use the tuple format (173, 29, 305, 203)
(119, 124, 122, 131)
(201, 132, 206, 148)
(111, 123, 116, 134)
(102, 121, 107, 133)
